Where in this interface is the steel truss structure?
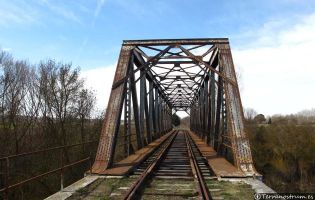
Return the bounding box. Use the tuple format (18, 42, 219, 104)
(92, 38, 256, 175)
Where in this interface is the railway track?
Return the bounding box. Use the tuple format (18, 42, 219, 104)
(123, 130, 213, 200)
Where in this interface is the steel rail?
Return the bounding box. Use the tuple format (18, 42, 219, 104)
(185, 131, 212, 200)
(123, 130, 178, 200)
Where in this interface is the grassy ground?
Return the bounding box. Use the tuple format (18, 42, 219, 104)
(67, 177, 256, 200)
(140, 179, 198, 200)
(67, 177, 137, 200)
(207, 179, 255, 200)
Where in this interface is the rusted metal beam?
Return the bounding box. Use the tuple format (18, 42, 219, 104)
(217, 43, 255, 175)
(123, 38, 229, 46)
(92, 45, 133, 171)
(214, 68, 223, 151)
(130, 61, 146, 148)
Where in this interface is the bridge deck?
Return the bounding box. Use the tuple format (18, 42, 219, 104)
(93, 131, 174, 175)
(95, 129, 245, 178)
(188, 131, 246, 177)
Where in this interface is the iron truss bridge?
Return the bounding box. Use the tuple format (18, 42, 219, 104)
(92, 38, 256, 176)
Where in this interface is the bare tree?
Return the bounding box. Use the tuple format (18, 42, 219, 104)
(297, 108, 315, 124)
(19, 66, 41, 150)
(244, 108, 258, 122)
(0, 58, 30, 154)
(38, 61, 83, 146)
(0, 51, 101, 198)
(76, 89, 95, 143)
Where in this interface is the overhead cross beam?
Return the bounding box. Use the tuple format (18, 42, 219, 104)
(123, 38, 229, 46)
(92, 38, 257, 176)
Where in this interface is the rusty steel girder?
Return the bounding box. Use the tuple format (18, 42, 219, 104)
(217, 43, 255, 175)
(92, 38, 257, 176)
(92, 46, 133, 172)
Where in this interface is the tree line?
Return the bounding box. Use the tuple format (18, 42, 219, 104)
(0, 51, 102, 155)
(0, 50, 103, 199)
(244, 108, 315, 192)
(181, 108, 315, 192)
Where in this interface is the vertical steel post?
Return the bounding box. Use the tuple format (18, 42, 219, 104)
(204, 77, 209, 142)
(214, 68, 223, 151)
(60, 147, 64, 191)
(219, 94, 228, 156)
(143, 77, 151, 143)
(198, 90, 202, 137)
(4, 158, 9, 200)
(124, 78, 132, 156)
(89, 148, 92, 174)
(200, 84, 205, 139)
(209, 71, 216, 146)
(155, 88, 160, 137)
(130, 63, 145, 149)
(161, 102, 165, 134)
(159, 99, 163, 134)
(149, 81, 156, 139)
(139, 69, 146, 145)
(124, 82, 128, 156)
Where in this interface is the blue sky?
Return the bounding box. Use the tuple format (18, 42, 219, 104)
(1, 0, 315, 116)
(1, 0, 314, 67)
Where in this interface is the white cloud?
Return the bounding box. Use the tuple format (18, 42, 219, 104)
(40, 0, 82, 24)
(81, 65, 116, 113)
(80, 13, 315, 117)
(2, 48, 12, 52)
(94, 0, 106, 17)
(233, 13, 315, 116)
(0, 1, 39, 26)
(0, 0, 84, 27)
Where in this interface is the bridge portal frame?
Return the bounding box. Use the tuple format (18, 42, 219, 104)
(92, 38, 256, 176)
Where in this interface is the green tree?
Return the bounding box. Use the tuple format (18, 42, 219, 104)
(172, 113, 180, 126)
(254, 114, 266, 124)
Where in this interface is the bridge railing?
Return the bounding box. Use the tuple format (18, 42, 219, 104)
(0, 140, 98, 200)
